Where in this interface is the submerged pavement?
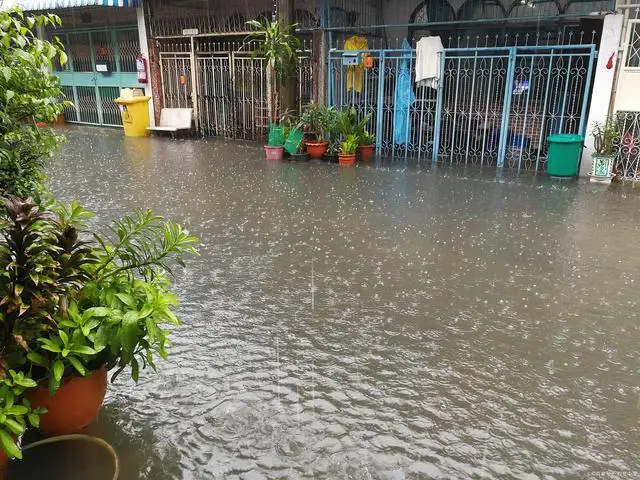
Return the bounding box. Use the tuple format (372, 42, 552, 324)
(37, 126, 640, 479)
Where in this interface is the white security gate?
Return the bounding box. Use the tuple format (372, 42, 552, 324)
(159, 39, 312, 141)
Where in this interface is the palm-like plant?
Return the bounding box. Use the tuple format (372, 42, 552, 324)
(245, 18, 301, 125)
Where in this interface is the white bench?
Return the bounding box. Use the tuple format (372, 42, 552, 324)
(147, 108, 193, 137)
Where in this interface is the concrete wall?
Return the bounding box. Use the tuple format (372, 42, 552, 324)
(580, 13, 624, 176)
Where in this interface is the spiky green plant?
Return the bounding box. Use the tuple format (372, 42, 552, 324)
(244, 18, 301, 124)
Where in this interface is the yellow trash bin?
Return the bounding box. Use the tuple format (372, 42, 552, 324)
(114, 96, 151, 137)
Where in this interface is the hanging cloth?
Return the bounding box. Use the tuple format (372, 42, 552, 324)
(394, 38, 416, 146)
(344, 35, 368, 93)
(415, 36, 444, 89)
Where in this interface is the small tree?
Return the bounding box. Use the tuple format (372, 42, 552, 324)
(245, 18, 301, 126)
(0, 8, 70, 197)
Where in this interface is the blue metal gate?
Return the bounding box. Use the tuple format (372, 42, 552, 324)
(51, 27, 142, 127)
(329, 43, 597, 172)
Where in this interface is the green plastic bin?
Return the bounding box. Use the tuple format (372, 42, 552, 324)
(546, 133, 584, 177)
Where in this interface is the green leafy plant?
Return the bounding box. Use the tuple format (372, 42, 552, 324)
(591, 115, 621, 156)
(300, 103, 338, 142)
(0, 370, 43, 460)
(339, 134, 359, 155)
(244, 18, 301, 124)
(0, 198, 198, 459)
(338, 107, 371, 138)
(358, 130, 375, 146)
(0, 8, 71, 198)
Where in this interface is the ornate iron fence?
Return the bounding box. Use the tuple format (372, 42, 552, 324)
(158, 38, 312, 141)
(615, 111, 640, 181)
(329, 34, 596, 171)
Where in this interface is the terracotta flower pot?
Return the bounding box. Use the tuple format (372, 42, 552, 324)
(305, 140, 328, 159)
(27, 368, 107, 436)
(338, 154, 356, 166)
(1, 449, 7, 479)
(358, 145, 374, 162)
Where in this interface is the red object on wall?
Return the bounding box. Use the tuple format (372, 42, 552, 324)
(136, 54, 148, 83)
(606, 52, 615, 70)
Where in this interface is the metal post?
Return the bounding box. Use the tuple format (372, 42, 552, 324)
(516, 53, 535, 171)
(578, 45, 597, 135)
(87, 32, 103, 125)
(432, 52, 446, 163)
(111, 30, 121, 73)
(535, 49, 555, 172)
(190, 35, 198, 131)
(327, 39, 333, 106)
(375, 50, 385, 155)
(558, 53, 574, 134)
(497, 47, 517, 167)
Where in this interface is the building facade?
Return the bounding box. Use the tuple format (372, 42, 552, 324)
(6, 0, 640, 177)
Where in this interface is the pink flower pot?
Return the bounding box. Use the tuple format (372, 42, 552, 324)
(264, 146, 284, 161)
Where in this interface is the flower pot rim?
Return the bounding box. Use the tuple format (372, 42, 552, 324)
(32, 366, 107, 392)
(338, 153, 356, 158)
(264, 145, 284, 149)
(358, 144, 374, 148)
(305, 140, 328, 146)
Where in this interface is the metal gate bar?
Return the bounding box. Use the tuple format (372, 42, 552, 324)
(329, 43, 597, 171)
(159, 38, 312, 141)
(52, 27, 140, 127)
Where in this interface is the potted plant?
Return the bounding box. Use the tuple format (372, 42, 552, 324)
(0, 198, 197, 464)
(358, 130, 376, 162)
(336, 107, 373, 162)
(338, 134, 359, 165)
(590, 116, 621, 184)
(245, 19, 300, 161)
(301, 103, 333, 159)
(281, 109, 305, 160)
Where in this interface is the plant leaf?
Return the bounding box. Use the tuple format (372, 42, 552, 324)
(52, 359, 64, 382)
(67, 356, 87, 376)
(0, 429, 22, 459)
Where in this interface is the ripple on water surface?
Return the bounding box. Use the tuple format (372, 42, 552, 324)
(46, 127, 640, 479)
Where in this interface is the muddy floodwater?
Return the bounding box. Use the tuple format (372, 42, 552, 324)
(34, 127, 640, 479)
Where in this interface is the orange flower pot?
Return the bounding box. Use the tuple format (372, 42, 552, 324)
(0, 450, 7, 479)
(363, 55, 374, 69)
(305, 140, 328, 159)
(338, 154, 356, 165)
(27, 368, 107, 436)
(357, 145, 374, 162)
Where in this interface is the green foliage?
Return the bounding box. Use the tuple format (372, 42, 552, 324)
(0, 370, 43, 460)
(0, 199, 197, 459)
(591, 115, 621, 156)
(300, 103, 340, 142)
(339, 134, 359, 155)
(244, 18, 301, 123)
(358, 130, 375, 146)
(0, 198, 96, 379)
(0, 8, 71, 197)
(337, 107, 371, 137)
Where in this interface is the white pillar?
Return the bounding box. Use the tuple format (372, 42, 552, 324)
(580, 14, 624, 177)
(137, 1, 155, 127)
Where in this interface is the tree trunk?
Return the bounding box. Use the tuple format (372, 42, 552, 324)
(277, 0, 296, 114)
(266, 61, 276, 124)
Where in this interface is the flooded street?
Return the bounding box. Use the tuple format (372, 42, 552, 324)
(46, 127, 640, 479)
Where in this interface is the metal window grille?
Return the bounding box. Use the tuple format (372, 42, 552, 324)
(615, 111, 640, 181)
(625, 22, 640, 69)
(328, 32, 597, 172)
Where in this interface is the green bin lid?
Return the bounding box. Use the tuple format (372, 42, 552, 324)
(547, 133, 584, 143)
